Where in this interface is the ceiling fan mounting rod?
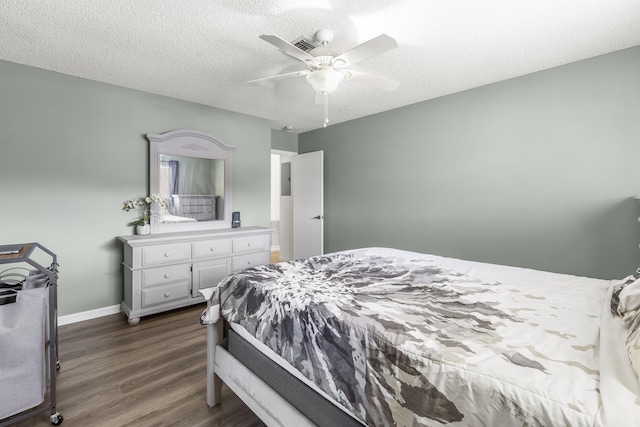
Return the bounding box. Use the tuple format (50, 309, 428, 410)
(314, 29, 334, 47)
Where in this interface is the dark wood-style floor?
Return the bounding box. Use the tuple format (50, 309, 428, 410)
(9, 304, 266, 427)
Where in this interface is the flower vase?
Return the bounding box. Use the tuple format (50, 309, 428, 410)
(136, 223, 150, 235)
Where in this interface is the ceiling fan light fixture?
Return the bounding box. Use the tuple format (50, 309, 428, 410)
(305, 69, 344, 94)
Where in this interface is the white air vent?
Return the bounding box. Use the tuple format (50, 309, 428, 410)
(291, 37, 318, 52)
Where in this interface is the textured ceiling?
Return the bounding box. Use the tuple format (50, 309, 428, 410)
(1, 1, 639, 133)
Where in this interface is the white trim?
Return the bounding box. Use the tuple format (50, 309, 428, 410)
(58, 304, 121, 326)
(271, 149, 297, 157)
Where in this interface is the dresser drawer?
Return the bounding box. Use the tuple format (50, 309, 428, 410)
(233, 252, 269, 272)
(192, 239, 232, 259)
(233, 235, 269, 254)
(141, 281, 190, 307)
(141, 243, 190, 266)
(142, 264, 191, 288)
(193, 258, 230, 294)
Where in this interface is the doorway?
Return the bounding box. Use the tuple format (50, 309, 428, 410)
(271, 150, 295, 262)
(271, 149, 324, 262)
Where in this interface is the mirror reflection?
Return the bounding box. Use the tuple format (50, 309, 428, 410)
(158, 154, 225, 223)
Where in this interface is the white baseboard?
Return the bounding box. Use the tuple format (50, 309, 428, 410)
(58, 304, 121, 326)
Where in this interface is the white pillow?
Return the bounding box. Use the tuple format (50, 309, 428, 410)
(626, 314, 640, 384)
(611, 276, 636, 316)
(614, 277, 640, 383)
(617, 277, 640, 317)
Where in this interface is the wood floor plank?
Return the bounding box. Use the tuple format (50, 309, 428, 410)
(7, 305, 265, 427)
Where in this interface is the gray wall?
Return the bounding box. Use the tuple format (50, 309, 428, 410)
(0, 60, 272, 316)
(271, 129, 298, 152)
(300, 46, 640, 280)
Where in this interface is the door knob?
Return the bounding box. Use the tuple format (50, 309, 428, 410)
(312, 215, 323, 220)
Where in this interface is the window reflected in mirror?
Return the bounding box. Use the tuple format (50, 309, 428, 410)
(158, 154, 225, 223)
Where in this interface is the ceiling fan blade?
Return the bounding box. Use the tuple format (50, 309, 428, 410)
(248, 70, 310, 86)
(259, 35, 314, 63)
(343, 70, 400, 92)
(333, 34, 398, 67)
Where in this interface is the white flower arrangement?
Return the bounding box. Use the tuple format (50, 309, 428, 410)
(122, 193, 168, 226)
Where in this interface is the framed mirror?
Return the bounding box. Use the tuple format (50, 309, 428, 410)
(147, 130, 235, 233)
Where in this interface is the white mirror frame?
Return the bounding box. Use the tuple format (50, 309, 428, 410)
(147, 129, 236, 233)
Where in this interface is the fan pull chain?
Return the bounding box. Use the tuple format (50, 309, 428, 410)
(323, 92, 329, 128)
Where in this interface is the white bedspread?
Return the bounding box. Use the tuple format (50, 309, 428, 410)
(218, 247, 640, 426)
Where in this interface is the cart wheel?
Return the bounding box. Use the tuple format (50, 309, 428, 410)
(50, 413, 63, 425)
(56, 361, 61, 371)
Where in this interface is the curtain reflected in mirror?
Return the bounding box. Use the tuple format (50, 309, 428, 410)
(159, 154, 225, 223)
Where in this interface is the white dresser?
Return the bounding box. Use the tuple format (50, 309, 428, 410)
(118, 226, 272, 325)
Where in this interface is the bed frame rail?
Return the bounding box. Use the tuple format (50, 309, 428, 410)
(200, 288, 315, 427)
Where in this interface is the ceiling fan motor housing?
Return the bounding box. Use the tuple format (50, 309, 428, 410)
(308, 54, 337, 70)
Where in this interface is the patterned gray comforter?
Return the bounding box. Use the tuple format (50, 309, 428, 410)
(219, 247, 614, 426)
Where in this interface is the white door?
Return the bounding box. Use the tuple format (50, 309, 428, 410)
(292, 151, 323, 259)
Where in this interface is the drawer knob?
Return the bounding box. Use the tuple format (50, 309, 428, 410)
(247, 242, 252, 247)
(164, 292, 170, 298)
(210, 247, 216, 252)
(164, 273, 171, 279)
(164, 252, 170, 257)
(247, 260, 252, 265)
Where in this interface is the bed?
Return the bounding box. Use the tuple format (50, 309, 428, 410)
(157, 195, 219, 224)
(170, 194, 219, 221)
(199, 247, 640, 426)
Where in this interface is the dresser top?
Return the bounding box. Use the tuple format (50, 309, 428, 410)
(118, 226, 272, 246)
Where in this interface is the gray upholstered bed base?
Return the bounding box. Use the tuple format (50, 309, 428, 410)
(228, 329, 364, 427)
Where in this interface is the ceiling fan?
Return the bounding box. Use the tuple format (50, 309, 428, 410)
(248, 29, 400, 127)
